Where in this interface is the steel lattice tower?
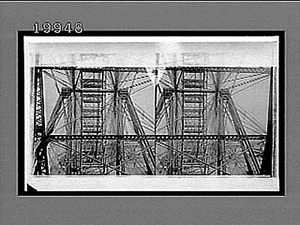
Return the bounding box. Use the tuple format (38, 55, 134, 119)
(31, 66, 274, 176)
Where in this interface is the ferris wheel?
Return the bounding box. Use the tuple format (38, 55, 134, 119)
(31, 65, 274, 176)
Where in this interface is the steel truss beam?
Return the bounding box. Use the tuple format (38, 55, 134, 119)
(32, 68, 48, 175)
(166, 66, 271, 73)
(35, 66, 149, 73)
(48, 134, 266, 141)
(35, 66, 271, 74)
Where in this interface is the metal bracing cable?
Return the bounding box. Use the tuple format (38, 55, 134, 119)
(46, 105, 65, 135)
(53, 96, 73, 133)
(134, 104, 154, 126)
(158, 74, 169, 86)
(225, 103, 265, 135)
(43, 70, 71, 87)
(220, 72, 234, 87)
(169, 70, 176, 86)
(156, 141, 230, 175)
(232, 75, 269, 96)
(121, 104, 154, 133)
(160, 140, 215, 175)
(127, 78, 152, 90)
(242, 124, 263, 135)
(51, 140, 130, 175)
(237, 105, 265, 130)
(131, 82, 153, 95)
(238, 114, 265, 134)
(127, 70, 138, 95)
(74, 70, 82, 88)
(236, 105, 266, 134)
(225, 95, 260, 173)
(52, 69, 74, 84)
(134, 102, 154, 122)
(207, 144, 257, 175)
(123, 94, 156, 172)
(115, 105, 154, 171)
(230, 74, 268, 90)
(159, 78, 173, 89)
(120, 73, 149, 86)
(156, 116, 184, 132)
(106, 95, 142, 134)
(124, 75, 149, 89)
(119, 71, 132, 86)
(155, 93, 175, 127)
(229, 72, 239, 95)
(156, 97, 173, 127)
(204, 95, 218, 134)
(105, 97, 116, 134)
(225, 72, 268, 84)
(209, 71, 217, 87)
(226, 149, 248, 174)
(50, 70, 62, 94)
(228, 146, 248, 174)
(104, 143, 156, 175)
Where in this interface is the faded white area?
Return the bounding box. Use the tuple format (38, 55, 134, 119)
(28, 176, 279, 192)
(25, 36, 279, 43)
(25, 36, 278, 67)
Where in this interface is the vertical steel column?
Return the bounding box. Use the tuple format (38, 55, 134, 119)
(215, 72, 225, 175)
(174, 69, 180, 174)
(113, 69, 124, 175)
(102, 70, 106, 174)
(71, 68, 78, 174)
(203, 71, 208, 174)
(154, 56, 159, 175)
(79, 70, 83, 174)
(195, 72, 201, 169)
(113, 70, 120, 175)
(33, 68, 49, 175)
(66, 87, 72, 175)
(260, 67, 273, 175)
(94, 72, 101, 167)
(169, 69, 177, 174)
(180, 70, 185, 175)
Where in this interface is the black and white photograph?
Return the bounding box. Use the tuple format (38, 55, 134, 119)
(21, 32, 283, 194)
(3, 1, 300, 225)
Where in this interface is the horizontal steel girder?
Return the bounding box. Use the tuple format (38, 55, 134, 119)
(166, 66, 271, 73)
(49, 134, 266, 141)
(35, 66, 148, 73)
(34, 66, 271, 74)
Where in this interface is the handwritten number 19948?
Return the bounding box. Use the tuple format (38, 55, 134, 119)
(33, 22, 84, 34)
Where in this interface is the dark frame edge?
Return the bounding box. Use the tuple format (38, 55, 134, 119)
(278, 30, 285, 196)
(18, 31, 25, 196)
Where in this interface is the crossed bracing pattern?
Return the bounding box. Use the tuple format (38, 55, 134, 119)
(31, 66, 274, 176)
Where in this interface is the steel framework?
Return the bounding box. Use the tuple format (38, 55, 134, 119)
(31, 66, 274, 176)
